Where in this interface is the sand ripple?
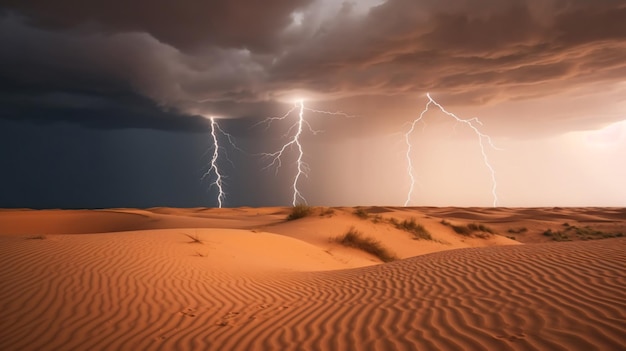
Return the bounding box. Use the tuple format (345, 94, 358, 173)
(1, 233, 624, 350)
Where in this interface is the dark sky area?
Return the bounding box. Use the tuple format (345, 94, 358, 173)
(1, 0, 625, 208)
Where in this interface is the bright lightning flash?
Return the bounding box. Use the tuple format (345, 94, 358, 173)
(202, 117, 238, 208)
(261, 100, 352, 206)
(405, 93, 500, 207)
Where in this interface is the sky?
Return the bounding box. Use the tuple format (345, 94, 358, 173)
(1, 0, 625, 208)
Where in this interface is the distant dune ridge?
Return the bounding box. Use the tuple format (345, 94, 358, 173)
(0, 207, 625, 350)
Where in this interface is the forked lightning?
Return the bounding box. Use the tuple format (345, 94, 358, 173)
(202, 117, 238, 208)
(261, 100, 352, 206)
(405, 93, 499, 207)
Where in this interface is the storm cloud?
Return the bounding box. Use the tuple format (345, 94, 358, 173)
(1, 0, 625, 131)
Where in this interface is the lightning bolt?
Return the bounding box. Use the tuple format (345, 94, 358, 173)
(202, 117, 239, 208)
(261, 100, 353, 206)
(404, 93, 500, 207)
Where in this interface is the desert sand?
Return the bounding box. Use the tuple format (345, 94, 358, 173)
(0, 206, 624, 350)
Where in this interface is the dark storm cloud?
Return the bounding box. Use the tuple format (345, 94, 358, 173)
(0, 0, 312, 51)
(274, 0, 626, 100)
(0, 0, 625, 129)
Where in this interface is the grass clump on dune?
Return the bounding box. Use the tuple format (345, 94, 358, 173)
(395, 218, 433, 241)
(320, 207, 335, 217)
(441, 220, 495, 238)
(287, 204, 314, 221)
(25, 235, 46, 240)
(544, 226, 623, 241)
(467, 223, 495, 234)
(334, 227, 397, 262)
(508, 227, 528, 234)
(353, 207, 369, 219)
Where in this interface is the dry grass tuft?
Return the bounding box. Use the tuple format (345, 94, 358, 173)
(544, 225, 623, 241)
(395, 218, 433, 240)
(319, 207, 336, 217)
(287, 204, 314, 220)
(353, 207, 369, 219)
(184, 233, 204, 244)
(334, 227, 397, 262)
(441, 220, 495, 237)
(25, 235, 46, 240)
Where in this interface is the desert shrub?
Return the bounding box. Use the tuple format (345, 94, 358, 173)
(25, 235, 46, 240)
(335, 227, 397, 262)
(507, 227, 528, 234)
(467, 223, 495, 234)
(319, 207, 335, 217)
(451, 224, 472, 236)
(287, 204, 313, 220)
(441, 220, 493, 237)
(353, 207, 369, 219)
(542, 229, 570, 241)
(395, 217, 433, 240)
(563, 225, 623, 240)
(371, 214, 383, 224)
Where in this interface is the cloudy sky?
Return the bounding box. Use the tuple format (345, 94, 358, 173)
(1, 0, 625, 208)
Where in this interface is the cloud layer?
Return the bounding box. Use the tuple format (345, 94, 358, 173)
(1, 0, 625, 132)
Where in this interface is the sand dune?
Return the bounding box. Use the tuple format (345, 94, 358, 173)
(0, 207, 625, 350)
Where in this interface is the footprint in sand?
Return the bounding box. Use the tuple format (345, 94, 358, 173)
(216, 311, 241, 326)
(180, 308, 198, 317)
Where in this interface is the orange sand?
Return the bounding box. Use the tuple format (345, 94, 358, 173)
(0, 207, 624, 350)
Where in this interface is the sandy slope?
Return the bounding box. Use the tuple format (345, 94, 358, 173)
(0, 207, 625, 350)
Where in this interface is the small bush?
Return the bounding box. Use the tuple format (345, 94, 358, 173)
(335, 227, 397, 262)
(467, 223, 495, 234)
(441, 220, 493, 237)
(320, 207, 335, 217)
(542, 229, 570, 241)
(543, 226, 623, 242)
(507, 227, 528, 234)
(370, 214, 384, 224)
(353, 207, 369, 219)
(25, 235, 46, 240)
(451, 224, 472, 235)
(396, 218, 433, 240)
(287, 204, 313, 220)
